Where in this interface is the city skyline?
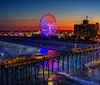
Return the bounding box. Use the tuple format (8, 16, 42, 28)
(0, 0, 100, 31)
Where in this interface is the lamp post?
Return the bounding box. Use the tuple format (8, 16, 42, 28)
(74, 43, 77, 49)
(1, 52, 4, 60)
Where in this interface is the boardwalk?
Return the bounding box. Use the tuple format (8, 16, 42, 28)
(0, 52, 57, 68)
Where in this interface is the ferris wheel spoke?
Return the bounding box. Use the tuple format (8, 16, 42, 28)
(44, 16, 48, 24)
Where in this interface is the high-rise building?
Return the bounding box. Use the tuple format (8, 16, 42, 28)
(74, 16, 99, 38)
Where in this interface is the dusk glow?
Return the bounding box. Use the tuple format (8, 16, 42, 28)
(0, 0, 100, 84)
(0, 0, 100, 31)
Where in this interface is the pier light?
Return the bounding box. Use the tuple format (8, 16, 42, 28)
(0, 52, 4, 60)
(74, 43, 77, 48)
(48, 81, 53, 85)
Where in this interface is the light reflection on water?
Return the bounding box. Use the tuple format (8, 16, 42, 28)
(44, 58, 100, 85)
(69, 67, 100, 84)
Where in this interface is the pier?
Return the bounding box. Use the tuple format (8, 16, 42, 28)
(0, 41, 100, 85)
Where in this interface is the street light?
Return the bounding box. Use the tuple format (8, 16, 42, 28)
(1, 52, 4, 60)
(74, 43, 77, 48)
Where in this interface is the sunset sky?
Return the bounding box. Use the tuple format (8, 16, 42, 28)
(0, 0, 100, 31)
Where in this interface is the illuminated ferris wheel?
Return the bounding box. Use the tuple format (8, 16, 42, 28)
(40, 14, 58, 36)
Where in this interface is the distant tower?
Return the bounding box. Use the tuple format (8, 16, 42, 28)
(83, 16, 89, 24)
(86, 16, 88, 20)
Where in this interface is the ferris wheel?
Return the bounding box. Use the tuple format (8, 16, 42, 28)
(40, 14, 58, 36)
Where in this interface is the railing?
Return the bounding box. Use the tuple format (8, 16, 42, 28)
(0, 53, 58, 68)
(72, 44, 100, 53)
